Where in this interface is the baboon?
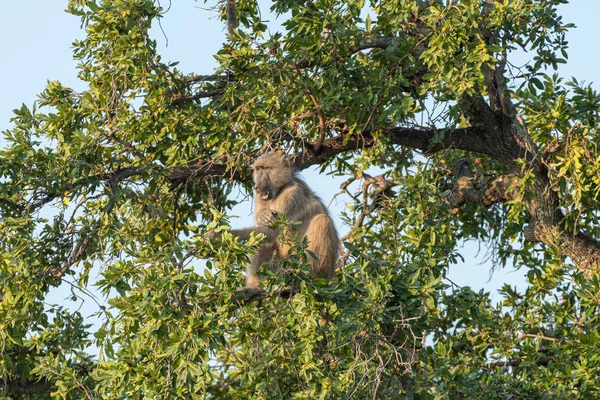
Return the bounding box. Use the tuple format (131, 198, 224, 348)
(211, 153, 339, 291)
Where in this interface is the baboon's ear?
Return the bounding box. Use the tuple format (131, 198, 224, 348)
(286, 157, 301, 174)
(280, 153, 295, 169)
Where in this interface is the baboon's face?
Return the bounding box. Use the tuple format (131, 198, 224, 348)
(252, 153, 293, 201)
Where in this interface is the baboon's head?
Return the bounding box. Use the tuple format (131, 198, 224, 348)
(251, 153, 294, 201)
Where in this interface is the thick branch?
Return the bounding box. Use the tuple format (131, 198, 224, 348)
(290, 125, 492, 171)
(525, 222, 600, 280)
(481, 175, 517, 206)
(47, 127, 474, 192)
(168, 160, 246, 184)
(446, 173, 518, 214)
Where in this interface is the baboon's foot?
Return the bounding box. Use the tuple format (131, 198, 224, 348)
(235, 286, 265, 302)
(277, 285, 299, 298)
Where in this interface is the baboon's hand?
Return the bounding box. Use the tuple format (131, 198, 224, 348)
(256, 209, 278, 227)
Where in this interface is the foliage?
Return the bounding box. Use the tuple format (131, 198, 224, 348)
(1, 0, 600, 398)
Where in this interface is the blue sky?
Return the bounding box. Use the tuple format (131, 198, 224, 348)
(1, 1, 598, 301)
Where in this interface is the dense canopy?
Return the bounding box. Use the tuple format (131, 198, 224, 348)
(1, 0, 600, 398)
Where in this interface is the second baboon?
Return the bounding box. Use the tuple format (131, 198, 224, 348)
(214, 153, 339, 290)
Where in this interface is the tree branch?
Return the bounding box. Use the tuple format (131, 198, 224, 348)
(0, 198, 25, 212)
(446, 173, 518, 214)
(350, 36, 395, 54)
(294, 36, 397, 69)
(486, 357, 549, 369)
(172, 89, 225, 104)
(338, 172, 396, 267)
(1, 377, 53, 397)
(184, 73, 234, 84)
(289, 125, 493, 171)
(165, 124, 494, 185)
(25, 125, 488, 208)
(27, 167, 143, 211)
(167, 160, 246, 184)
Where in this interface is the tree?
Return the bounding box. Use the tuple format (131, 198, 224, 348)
(1, 0, 600, 398)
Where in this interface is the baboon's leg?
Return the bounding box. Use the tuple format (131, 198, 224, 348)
(246, 242, 279, 288)
(305, 214, 337, 280)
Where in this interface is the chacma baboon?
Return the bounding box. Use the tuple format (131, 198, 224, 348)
(212, 153, 339, 291)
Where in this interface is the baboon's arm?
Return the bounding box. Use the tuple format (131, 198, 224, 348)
(207, 210, 279, 244)
(208, 181, 307, 243)
(262, 182, 313, 224)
